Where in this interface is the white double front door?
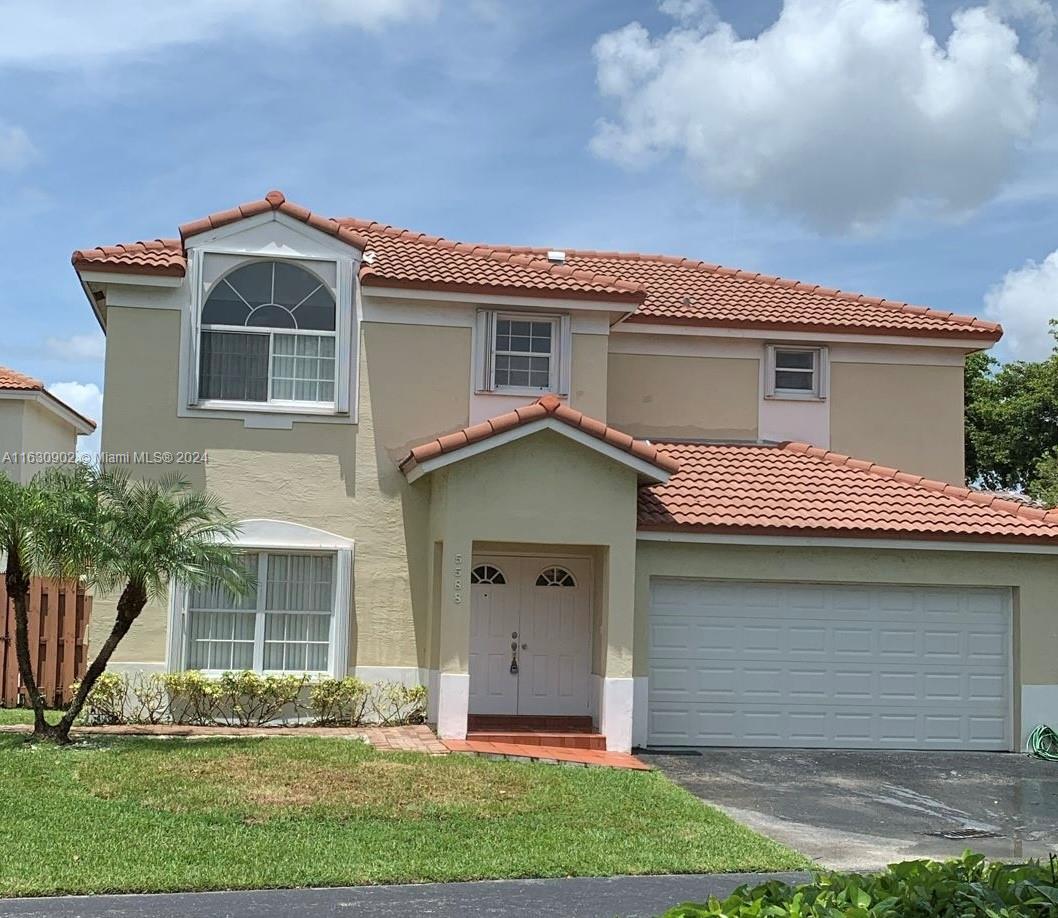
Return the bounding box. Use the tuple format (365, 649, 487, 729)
(469, 556, 592, 716)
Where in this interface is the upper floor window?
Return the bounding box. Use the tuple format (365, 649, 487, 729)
(765, 345, 827, 400)
(198, 260, 337, 406)
(475, 310, 571, 395)
(494, 316, 555, 390)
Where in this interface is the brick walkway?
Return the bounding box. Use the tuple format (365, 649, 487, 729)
(0, 722, 448, 755)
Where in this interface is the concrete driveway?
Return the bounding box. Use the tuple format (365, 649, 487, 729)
(641, 748, 1058, 872)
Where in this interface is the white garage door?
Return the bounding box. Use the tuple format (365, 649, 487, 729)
(648, 580, 1012, 750)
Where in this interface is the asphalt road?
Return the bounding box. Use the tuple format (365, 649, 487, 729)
(0, 873, 809, 918)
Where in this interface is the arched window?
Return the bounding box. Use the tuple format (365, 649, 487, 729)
(536, 566, 576, 587)
(198, 260, 337, 405)
(471, 564, 507, 585)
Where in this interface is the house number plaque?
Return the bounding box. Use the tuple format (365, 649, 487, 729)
(453, 553, 463, 605)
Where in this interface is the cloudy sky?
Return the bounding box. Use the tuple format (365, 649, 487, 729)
(3, 0, 1058, 455)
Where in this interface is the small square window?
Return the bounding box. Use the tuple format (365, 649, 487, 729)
(766, 346, 826, 399)
(491, 315, 557, 391)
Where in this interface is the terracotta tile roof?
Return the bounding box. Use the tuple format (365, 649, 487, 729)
(639, 441, 1058, 543)
(70, 239, 185, 277)
(0, 366, 97, 430)
(71, 190, 1001, 340)
(342, 217, 642, 303)
(400, 394, 679, 478)
(527, 249, 1001, 340)
(0, 366, 43, 390)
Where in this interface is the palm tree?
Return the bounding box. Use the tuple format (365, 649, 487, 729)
(0, 465, 101, 734)
(1, 467, 249, 744)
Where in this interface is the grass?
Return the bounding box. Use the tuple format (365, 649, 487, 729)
(0, 734, 806, 897)
(0, 709, 37, 726)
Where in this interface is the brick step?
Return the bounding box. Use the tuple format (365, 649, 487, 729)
(467, 730, 606, 750)
(467, 714, 595, 732)
(444, 738, 650, 771)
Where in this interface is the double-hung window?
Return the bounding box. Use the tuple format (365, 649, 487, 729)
(476, 310, 570, 394)
(197, 260, 337, 407)
(765, 345, 827, 399)
(185, 551, 335, 674)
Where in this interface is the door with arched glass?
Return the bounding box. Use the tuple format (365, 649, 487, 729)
(468, 556, 592, 716)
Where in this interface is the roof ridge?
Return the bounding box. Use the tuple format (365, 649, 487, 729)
(400, 394, 679, 475)
(179, 190, 370, 251)
(782, 442, 1058, 524)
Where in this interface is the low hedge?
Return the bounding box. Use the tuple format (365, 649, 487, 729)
(662, 853, 1058, 917)
(74, 671, 427, 728)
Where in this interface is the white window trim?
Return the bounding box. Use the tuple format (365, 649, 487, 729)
(166, 520, 353, 678)
(474, 309, 571, 396)
(181, 247, 358, 423)
(764, 344, 828, 401)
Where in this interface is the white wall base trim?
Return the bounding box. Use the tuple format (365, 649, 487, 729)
(437, 672, 470, 740)
(1021, 684, 1058, 749)
(104, 662, 167, 676)
(600, 676, 634, 753)
(632, 676, 649, 749)
(351, 665, 429, 687)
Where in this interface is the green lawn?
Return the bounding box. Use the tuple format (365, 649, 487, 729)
(0, 709, 40, 726)
(0, 734, 806, 897)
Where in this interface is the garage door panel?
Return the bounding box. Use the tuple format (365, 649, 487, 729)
(648, 580, 1011, 751)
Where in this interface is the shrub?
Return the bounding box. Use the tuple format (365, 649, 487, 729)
(73, 672, 129, 725)
(160, 670, 221, 725)
(661, 852, 1058, 917)
(129, 673, 169, 725)
(212, 671, 311, 727)
(309, 677, 370, 726)
(370, 682, 427, 726)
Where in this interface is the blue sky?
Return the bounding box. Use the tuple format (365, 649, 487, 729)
(2, 0, 1058, 449)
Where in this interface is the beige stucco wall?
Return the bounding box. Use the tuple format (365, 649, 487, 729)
(0, 401, 24, 484)
(830, 362, 965, 483)
(606, 353, 759, 440)
(425, 429, 640, 678)
(634, 540, 1058, 694)
(571, 333, 608, 419)
(91, 306, 471, 670)
(0, 399, 80, 484)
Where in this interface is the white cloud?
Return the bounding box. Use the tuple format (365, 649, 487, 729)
(44, 333, 105, 362)
(0, 122, 34, 171)
(985, 251, 1058, 360)
(591, 0, 1041, 232)
(47, 381, 102, 457)
(0, 0, 438, 66)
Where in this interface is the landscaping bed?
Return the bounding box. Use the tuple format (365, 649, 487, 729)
(0, 733, 806, 897)
(661, 853, 1058, 917)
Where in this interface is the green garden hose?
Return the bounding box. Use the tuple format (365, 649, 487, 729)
(1028, 724, 1058, 761)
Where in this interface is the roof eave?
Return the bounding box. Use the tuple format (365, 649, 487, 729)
(619, 312, 1003, 344)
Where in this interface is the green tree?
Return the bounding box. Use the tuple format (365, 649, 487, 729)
(1, 467, 249, 744)
(964, 325, 1058, 505)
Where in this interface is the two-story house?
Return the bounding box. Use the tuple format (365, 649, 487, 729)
(71, 190, 1058, 753)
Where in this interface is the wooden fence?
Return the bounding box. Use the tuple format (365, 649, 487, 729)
(0, 577, 91, 707)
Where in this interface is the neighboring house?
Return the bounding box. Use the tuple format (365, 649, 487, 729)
(0, 367, 96, 484)
(70, 190, 1058, 753)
